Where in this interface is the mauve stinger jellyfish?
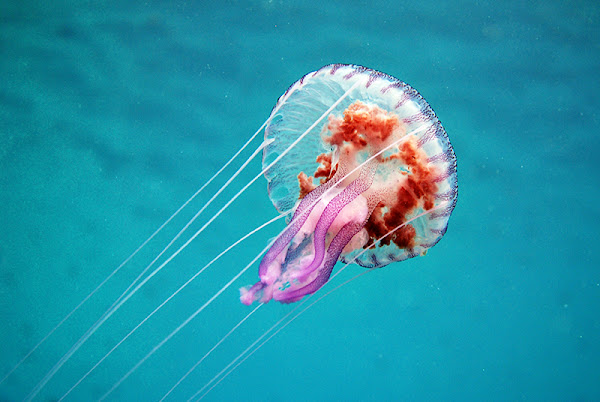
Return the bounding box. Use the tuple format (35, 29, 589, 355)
(241, 64, 457, 305)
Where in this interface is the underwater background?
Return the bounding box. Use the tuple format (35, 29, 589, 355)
(1, 0, 599, 401)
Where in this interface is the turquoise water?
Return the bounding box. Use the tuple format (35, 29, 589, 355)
(1, 1, 599, 401)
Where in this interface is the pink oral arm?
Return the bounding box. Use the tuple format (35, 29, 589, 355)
(294, 172, 373, 283)
(275, 220, 366, 303)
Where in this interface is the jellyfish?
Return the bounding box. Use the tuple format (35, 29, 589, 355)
(240, 64, 457, 305)
(3, 64, 456, 401)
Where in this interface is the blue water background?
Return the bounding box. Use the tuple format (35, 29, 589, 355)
(1, 1, 599, 401)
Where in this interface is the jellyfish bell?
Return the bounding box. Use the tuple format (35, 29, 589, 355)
(240, 64, 457, 305)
